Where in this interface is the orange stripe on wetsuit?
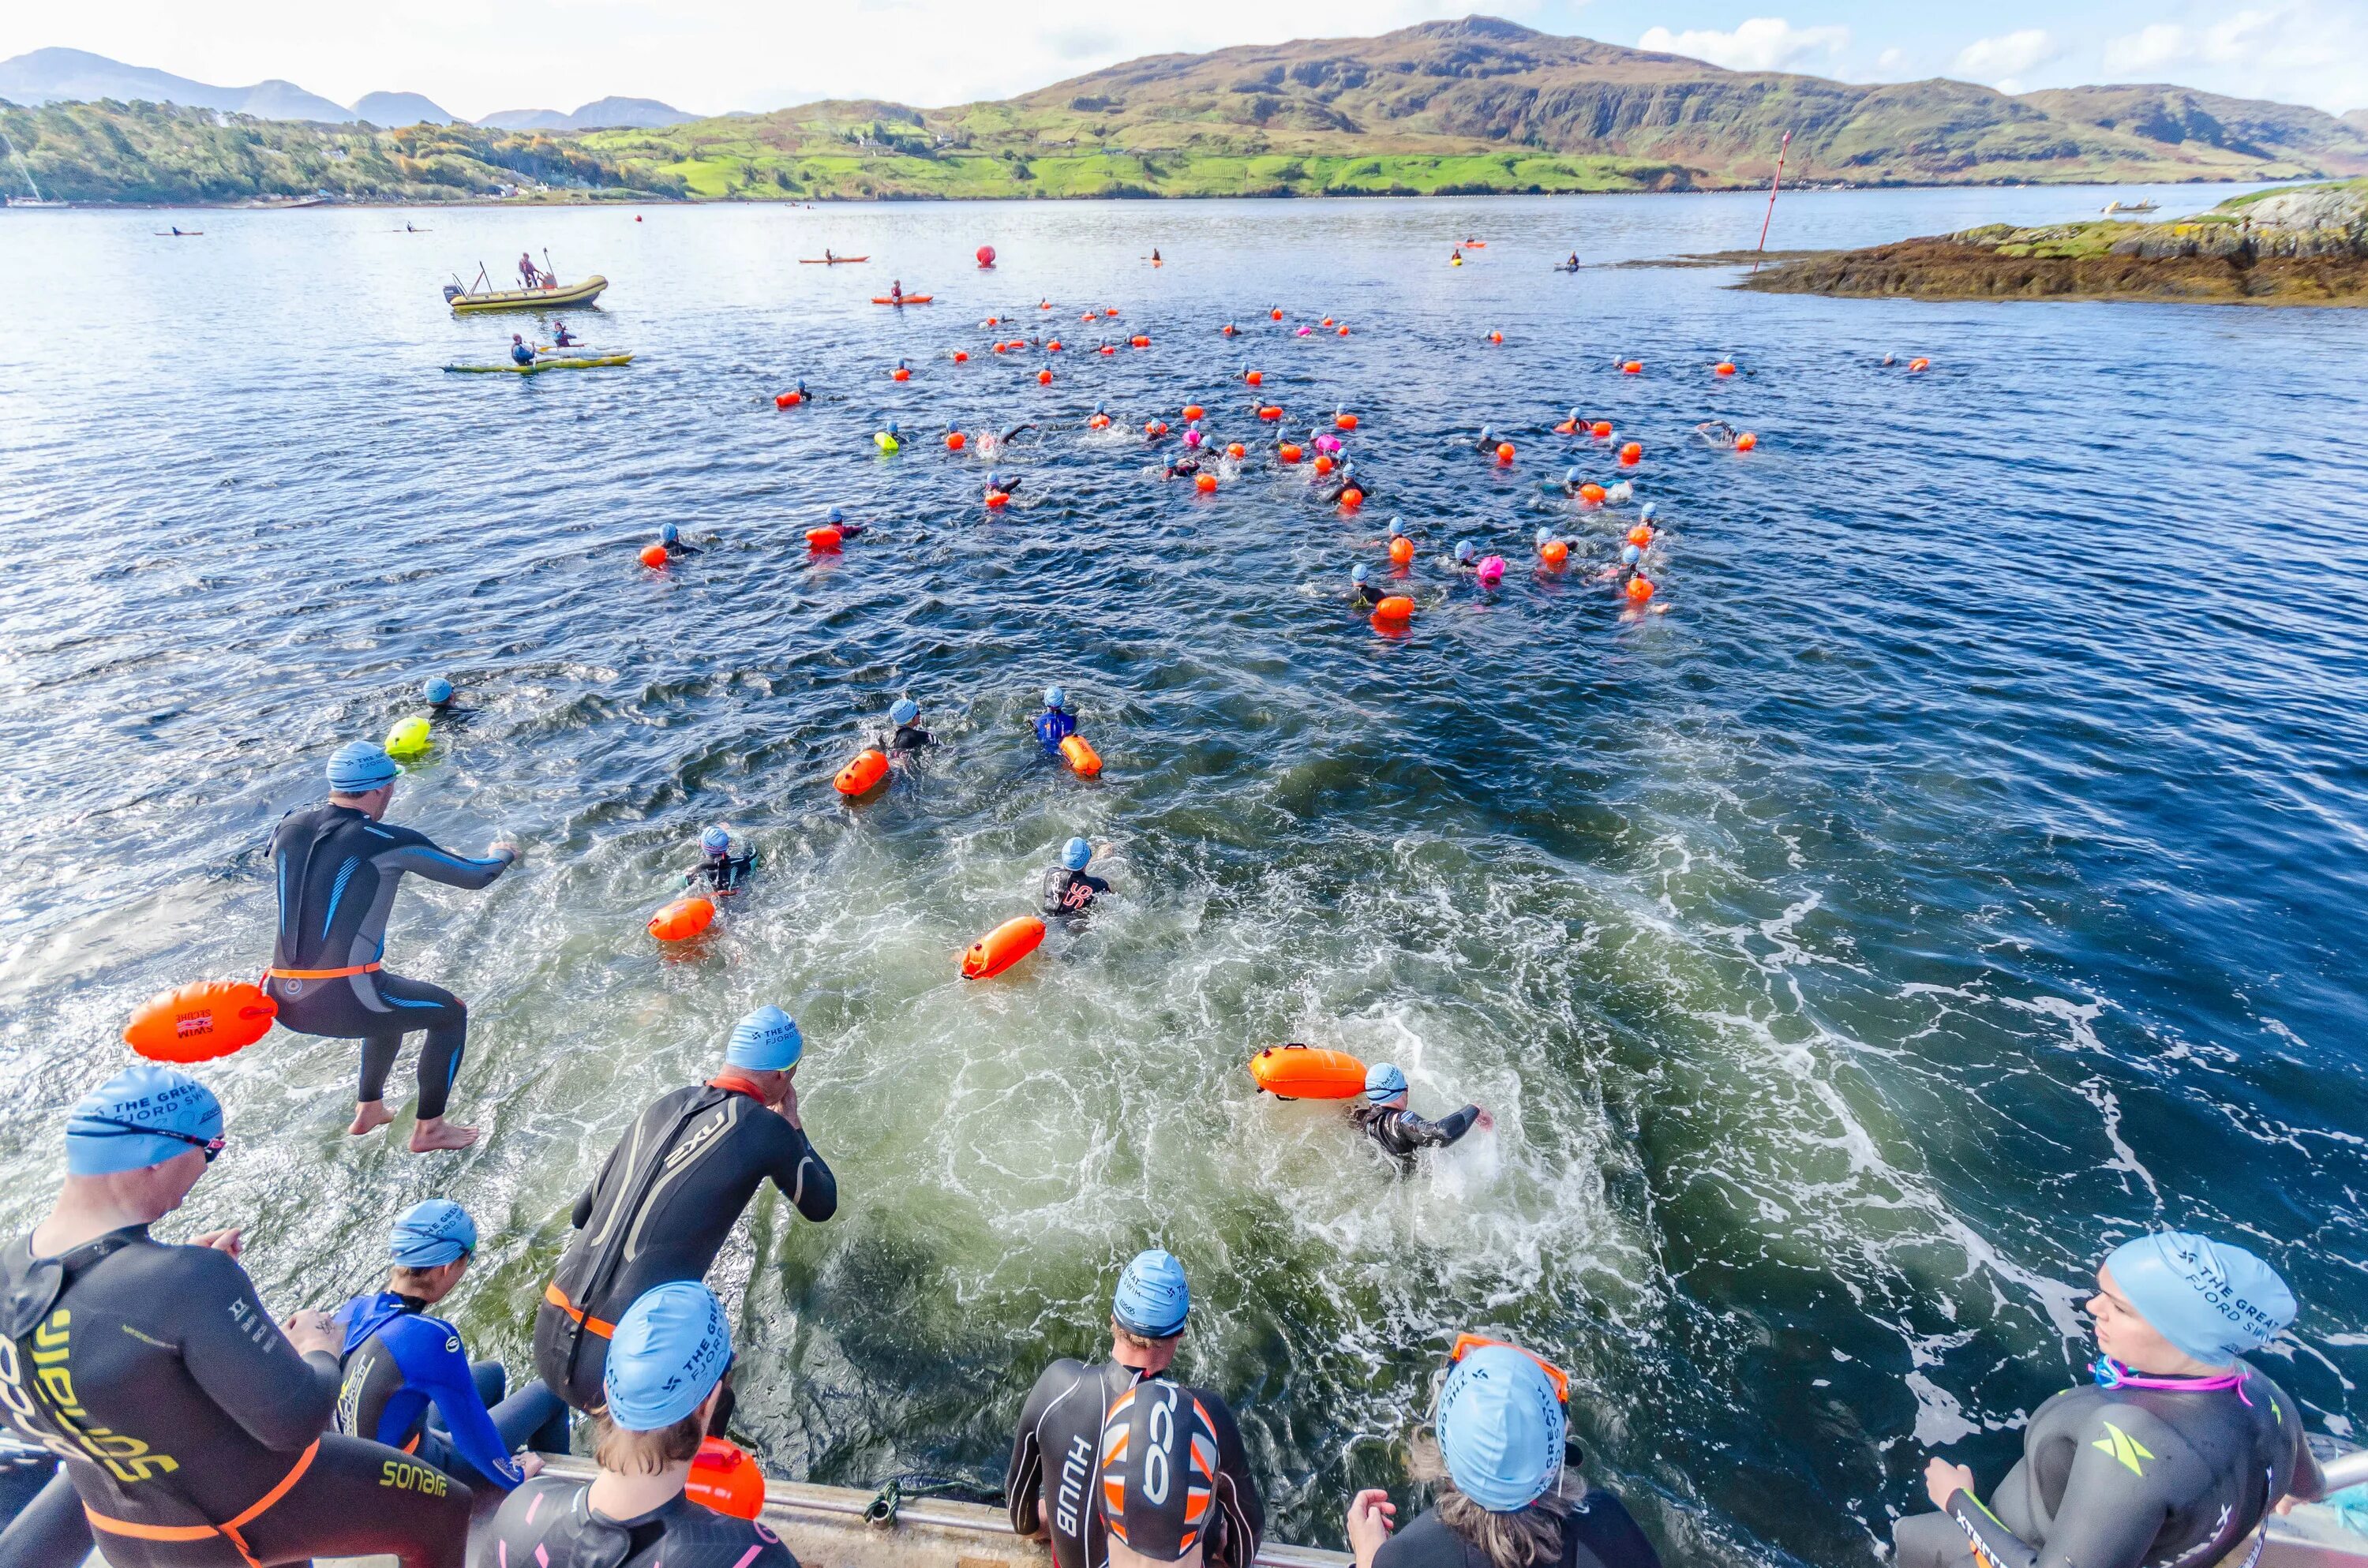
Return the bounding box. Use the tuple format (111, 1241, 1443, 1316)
(82, 1439, 319, 1568)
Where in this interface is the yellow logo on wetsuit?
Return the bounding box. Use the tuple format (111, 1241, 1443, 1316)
(380, 1458, 451, 1495)
(2093, 1421, 2155, 1476)
(0, 1309, 182, 1482)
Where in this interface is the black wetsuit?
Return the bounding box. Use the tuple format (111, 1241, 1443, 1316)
(1166, 455, 1204, 478)
(1376, 1497, 1659, 1568)
(1351, 583, 1386, 611)
(1351, 1104, 1482, 1169)
(888, 724, 933, 754)
(486, 1477, 798, 1568)
(266, 803, 509, 1121)
(1318, 470, 1364, 503)
(533, 1079, 837, 1412)
(1893, 1362, 2317, 1568)
(686, 851, 756, 896)
(0, 1226, 472, 1568)
(1040, 868, 1109, 920)
(1007, 1362, 1263, 1568)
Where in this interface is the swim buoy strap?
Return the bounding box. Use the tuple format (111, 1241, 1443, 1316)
(542, 1281, 617, 1339)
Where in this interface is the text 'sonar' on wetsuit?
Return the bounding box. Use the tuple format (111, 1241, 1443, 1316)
(1006, 1361, 1264, 1568)
(1374, 1497, 1661, 1568)
(534, 1080, 837, 1411)
(487, 1476, 797, 1567)
(1351, 1104, 1482, 1169)
(266, 803, 508, 1120)
(1893, 1362, 2316, 1568)
(1040, 868, 1109, 919)
(332, 1291, 523, 1488)
(0, 1225, 471, 1568)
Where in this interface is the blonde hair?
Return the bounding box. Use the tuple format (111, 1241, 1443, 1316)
(592, 1409, 706, 1475)
(1407, 1431, 1576, 1568)
(1114, 1324, 1184, 1354)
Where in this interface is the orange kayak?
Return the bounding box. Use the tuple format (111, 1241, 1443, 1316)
(800, 256, 868, 263)
(873, 296, 933, 305)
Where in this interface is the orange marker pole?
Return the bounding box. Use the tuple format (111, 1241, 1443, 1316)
(1752, 129, 1792, 275)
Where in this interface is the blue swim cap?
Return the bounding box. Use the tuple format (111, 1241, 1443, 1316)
(389, 1198, 476, 1268)
(828, 507, 845, 524)
(1113, 1248, 1190, 1339)
(1535, 527, 1556, 548)
(2104, 1232, 2295, 1368)
(1062, 837, 1092, 871)
(1455, 541, 1476, 564)
(604, 1282, 733, 1432)
(1621, 544, 1642, 565)
(890, 698, 920, 726)
(1565, 466, 1583, 485)
(1639, 502, 1657, 520)
(887, 419, 901, 435)
(1351, 564, 1369, 586)
(423, 677, 455, 705)
(1437, 1344, 1567, 1511)
(66, 1065, 222, 1177)
(1094, 401, 1107, 414)
(1364, 1062, 1409, 1103)
(726, 1005, 804, 1072)
(1478, 425, 1493, 441)
(1567, 406, 1581, 421)
(1046, 686, 1068, 712)
(660, 524, 680, 544)
(328, 741, 399, 795)
(702, 826, 732, 854)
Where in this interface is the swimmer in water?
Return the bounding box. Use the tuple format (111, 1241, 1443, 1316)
(998, 421, 1042, 449)
(1035, 687, 1077, 758)
(1164, 451, 1205, 480)
(1894, 1230, 2325, 1568)
(821, 504, 868, 541)
(685, 825, 755, 896)
(1471, 425, 1498, 454)
(657, 523, 700, 559)
(1445, 541, 1481, 575)
(1040, 837, 1110, 922)
(1348, 563, 1386, 611)
(330, 1199, 567, 1491)
(1351, 1063, 1490, 1172)
(986, 469, 1022, 499)
(882, 697, 932, 754)
(1692, 421, 1738, 449)
(1316, 460, 1365, 505)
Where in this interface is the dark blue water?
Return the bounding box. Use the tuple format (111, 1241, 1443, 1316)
(2, 185, 2363, 1567)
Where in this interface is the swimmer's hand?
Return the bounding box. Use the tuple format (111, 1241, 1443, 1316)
(283, 1308, 339, 1358)
(515, 1454, 546, 1480)
(490, 840, 520, 865)
(1474, 1108, 1495, 1132)
(774, 1079, 804, 1130)
(1346, 1490, 1396, 1568)
(190, 1228, 243, 1257)
(1924, 1458, 1977, 1512)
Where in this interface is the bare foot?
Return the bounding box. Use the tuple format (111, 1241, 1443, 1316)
(409, 1117, 480, 1153)
(350, 1102, 395, 1136)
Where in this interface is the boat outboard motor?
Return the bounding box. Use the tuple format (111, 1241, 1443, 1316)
(441, 283, 463, 303)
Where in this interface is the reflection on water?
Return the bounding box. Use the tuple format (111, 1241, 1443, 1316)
(1, 185, 2362, 1566)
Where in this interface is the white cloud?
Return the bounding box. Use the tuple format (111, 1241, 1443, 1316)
(2098, 3, 2368, 112)
(1637, 17, 1850, 73)
(2103, 23, 2189, 74)
(1952, 29, 2059, 88)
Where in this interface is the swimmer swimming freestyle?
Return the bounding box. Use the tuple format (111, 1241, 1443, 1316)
(1351, 1064, 1491, 1172)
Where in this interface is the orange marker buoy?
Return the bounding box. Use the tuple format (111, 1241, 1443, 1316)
(1541, 540, 1569, 567)
(1339, 487, 1363, 509)
(1195, 472, 1218, 492)
(774, 390, 803, 408)
(834, 749, 890, 796)
(946, 431, 967, 451)
(952, 350, 969, 363)
(1182, 404, 1205, 421)
(1037, 369, 1053, 385)
(648, 896, 716, 943)
(1619, 442, 1642, 466)
(1059, 734, 1103, 777)
(1909, 357, 1931, 372)
(1258, 406, 1283, 421)
(806, 526, 844, 551)
(961, 915, 1046, 979)
(1714, 361, 1736, 376)
(1388, 536, 1414, 567)
(1626, 575, 1655, 603)
(1495, 443, 1515, 464)
(639, 543, 669, 569)
(1372, 595, 1414, 623)
(1130, 335, 1150, 348)
(687, 1438, 766, 1522)
(1246, 370, 1264, 386)
(1623, 361, 1643, 374)
(1591, 421, 1613, 439)
(1736, 432, 1758, 451)
(122, 980, 276, 1064)
(1269, 308, 1283, 320)
(1335, 414, 1358, 431)
(1488, 331, 1504, 345)
(1226, 442, 1246, 458)
(1313, 454, 1334, 476)
(985, 489, 1011, 508)
(1278, 443, 1302, 464)
(1628, 524, 1654, 546)
(892, 368, 910, 381)
(1579, 482, 1606, 504)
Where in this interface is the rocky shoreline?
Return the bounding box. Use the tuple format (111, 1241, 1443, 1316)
(1740, 179, 2368, 305)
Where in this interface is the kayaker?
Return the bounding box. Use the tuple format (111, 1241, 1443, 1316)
(1565, 252, 1580, 268)
(1151, 248, 1162, 263)
(684, 826, 755, 896)
(1352, 1064, 1491, 1172)
(1040, 838, 1110, 923)
(511, 334, 535, 367)
(552, 320, 580, 348)
(1034, 687, 1077, 758)
(1893, 1230, 2325, 1568)
(890, 279, 905, 301)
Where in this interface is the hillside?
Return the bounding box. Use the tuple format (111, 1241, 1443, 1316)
(353, 92, 459, 127)
(2018, 85, 2368, 177)
(0, 99, 685, 201)
(0, 46, 350, 122)
(581, 17, 2359, 200)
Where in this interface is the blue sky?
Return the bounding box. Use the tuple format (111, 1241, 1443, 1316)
(6, 0, 2362, 120)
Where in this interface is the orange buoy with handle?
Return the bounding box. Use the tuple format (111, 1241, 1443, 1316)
(1059, 734, 1103, 777)
(834, 748, 890, 797)
(1388, 536, 1414, 567)
(1579, 483, 1606, 505)
(1249, 1042, 1367, 1100)
(686, 1438, 765, 1521)
(1626, 574, 1655, 603)
(648, 896, 716, 943)
(961, 915, 1046, 979)
(123, 979, 276, 1064)
(807, 527, 844, 552)
(1182, 404, 1205, 421)
(1622, 361, 1643, 375)
(1335, 413, 1358, 430)
(1373, 595, 1414, 623)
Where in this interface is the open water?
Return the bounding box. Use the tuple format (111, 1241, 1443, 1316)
(1, 184, 2363, 1566)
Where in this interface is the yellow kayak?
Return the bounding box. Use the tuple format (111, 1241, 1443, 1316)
(444, 275, 608, 312)
(445, 353, 633, 375)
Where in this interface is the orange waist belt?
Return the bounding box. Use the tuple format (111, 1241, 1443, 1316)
(82, 1439, 317, 1568)
(265, 962, 382, 981)
(545, 1282, 616, 1339)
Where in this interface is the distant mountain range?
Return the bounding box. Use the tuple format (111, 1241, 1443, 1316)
(0, 47, 694, 129)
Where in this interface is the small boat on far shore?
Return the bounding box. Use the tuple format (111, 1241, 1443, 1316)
(2102, 199, 2160, 215)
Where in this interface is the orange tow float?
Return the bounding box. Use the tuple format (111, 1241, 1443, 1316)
(122, 980, 277, 1064)
(961, 915, 1046, 979)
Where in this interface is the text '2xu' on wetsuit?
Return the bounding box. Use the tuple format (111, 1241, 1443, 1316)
(534, 1076, 836, 1411)
(0, 1226, 470, 1568)
(1007, 1360, 1263, 1568)
(267, 802, 509, 1120)
(1894, 1359, 2317, 1568)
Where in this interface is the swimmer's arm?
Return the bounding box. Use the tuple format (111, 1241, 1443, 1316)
(410, 1324, 525, 1487)
(772, 1125, 837, 1222)
(1397, 1108, 1479, 1149)
(180, 1250, 340, 1450)
(1207, 1398, 1265, 1566)
(1947, 1422, 2165, 1568)
(379, 833, 510, 890)
(1005, 1369, 1058, 1537)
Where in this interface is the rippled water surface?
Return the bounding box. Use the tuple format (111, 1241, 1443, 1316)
(3, 185, 2365, 1567)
